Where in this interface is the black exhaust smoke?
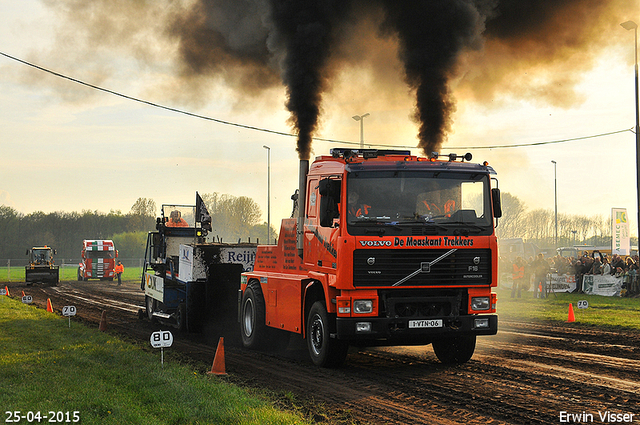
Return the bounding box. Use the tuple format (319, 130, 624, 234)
(47, 0, 632, 157)
(267, 0, 350, 161)
(268, 0, 484, 158)
(379, 0, 484, 155)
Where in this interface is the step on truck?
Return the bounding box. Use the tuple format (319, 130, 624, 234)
(78, 240, 118, 281)
(141, 193, 257, 334)
(240, 148, 502, 367)
(25, 246, 60, 286)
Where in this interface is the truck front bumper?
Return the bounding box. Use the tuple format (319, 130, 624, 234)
(335, 314, 497, 345)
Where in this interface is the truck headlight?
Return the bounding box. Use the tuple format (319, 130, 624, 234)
(471, 297, 490, 311)
(353, 300, 373, 314)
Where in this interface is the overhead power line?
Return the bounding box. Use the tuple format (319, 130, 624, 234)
(0, 50, 634, 150)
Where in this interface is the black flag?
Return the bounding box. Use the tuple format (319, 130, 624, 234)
(196, 192, 212, 232)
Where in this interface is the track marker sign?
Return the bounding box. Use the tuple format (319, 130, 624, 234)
(577, 300, 589, 309)
(22, 295, 32, 304)
(0, 288, 6, 296)
(62, 306, 76, 328)
(150, 330, 173, 366)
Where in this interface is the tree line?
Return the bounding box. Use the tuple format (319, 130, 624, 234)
(496, 192, 637, 249)
(0, 193, 274, 261)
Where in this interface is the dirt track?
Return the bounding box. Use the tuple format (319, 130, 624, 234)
(7, 280, 640, 424)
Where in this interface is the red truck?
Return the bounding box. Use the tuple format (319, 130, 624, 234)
(78, 239, 118, 281)
(240, 148, 501, 367)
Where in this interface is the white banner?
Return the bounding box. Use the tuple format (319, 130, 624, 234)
(612, 208, 630, 256)
(582, 274, 623, 297)
(547, 273, 577, 293)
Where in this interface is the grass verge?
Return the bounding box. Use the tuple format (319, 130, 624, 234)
(495, 287, 640, 331)
(0, 267, 143, 283)
(0, 296, 310, 425)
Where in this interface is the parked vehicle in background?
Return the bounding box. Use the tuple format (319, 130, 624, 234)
(25, 246, 59, 286)
(78, 240, 118, 281)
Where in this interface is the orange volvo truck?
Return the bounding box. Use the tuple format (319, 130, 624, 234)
(240, 148, 502, 367)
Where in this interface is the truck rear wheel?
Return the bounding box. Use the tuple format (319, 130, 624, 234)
(307, 301, 349, 368)
(241, 282, 268, 349)
(145, 296, 157, 323)
(432, 334, 476, 364)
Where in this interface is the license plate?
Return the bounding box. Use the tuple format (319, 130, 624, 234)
(408, 319, 443, 329)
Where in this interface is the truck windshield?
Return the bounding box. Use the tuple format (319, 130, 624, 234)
(32, 249, 52, 263)
(86, 250, 115, 259)
(162, 205, 196, 227)
(346, 170, 492, 235)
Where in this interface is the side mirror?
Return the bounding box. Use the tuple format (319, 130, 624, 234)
(318, 178, 341, 199)
(318, 178, 341, 227)
(491, 188, 502, 218)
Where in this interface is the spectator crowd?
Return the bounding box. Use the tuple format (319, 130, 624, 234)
(502, 251, 640, 298)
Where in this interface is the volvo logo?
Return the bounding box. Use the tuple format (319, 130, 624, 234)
(473, 257, 481, 265)
(367, 257, 376, 266)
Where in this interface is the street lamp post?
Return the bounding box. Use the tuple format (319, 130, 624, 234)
(552, 160, 558, 249)
(352, 113, 370, 149)
(263, 145, 271, 244)
(621, 20, 640, 253)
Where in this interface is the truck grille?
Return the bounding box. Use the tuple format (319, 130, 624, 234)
(353, 248, 491, 287)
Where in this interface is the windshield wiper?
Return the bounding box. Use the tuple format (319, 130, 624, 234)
(448, 222, 487, 234)
(350, 216, 391, 224)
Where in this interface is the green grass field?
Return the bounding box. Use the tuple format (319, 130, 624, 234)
(0, 296, 310, 425)
(0, 266, 143, 283)
(495, 287, 640, 330)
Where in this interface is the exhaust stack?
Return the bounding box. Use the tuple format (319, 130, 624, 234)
(297, 159, 309, 258)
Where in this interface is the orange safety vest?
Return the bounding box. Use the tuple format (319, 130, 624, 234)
(422, 201, 441, 215)
(115, 263, 124, 274)
(443, 199, 455, 217)
(350, 204, 371, 217)
(512, 264, 524, 280)
(166, 218, 189, 227)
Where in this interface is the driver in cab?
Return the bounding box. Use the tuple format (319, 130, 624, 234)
(166, 210, 188, 227)
(348, 191, 371, 218)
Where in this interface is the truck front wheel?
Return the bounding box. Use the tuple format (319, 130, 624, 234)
(432, 334, 476, 364)
(307, 301, 349, 368)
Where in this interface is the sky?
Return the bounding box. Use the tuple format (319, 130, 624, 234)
(1, 0, 640, 242)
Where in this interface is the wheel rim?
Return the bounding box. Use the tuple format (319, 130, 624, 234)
(146, 296, 154, 320)
(243, 298, 254, 338)
(310, 314, 325, 356)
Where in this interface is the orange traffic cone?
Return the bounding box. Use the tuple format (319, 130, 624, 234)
(99, 310, 108, 331)
(207, 337, 227, 376)
(22, 290, 25, 297)
(46, 298, 53, 313)
(567, 303, 575, 322)
(4, 286, 9, 297)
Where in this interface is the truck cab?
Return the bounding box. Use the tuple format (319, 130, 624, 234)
(142, 200, 257, 333)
